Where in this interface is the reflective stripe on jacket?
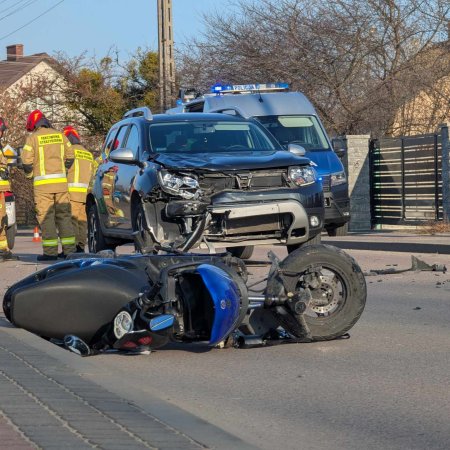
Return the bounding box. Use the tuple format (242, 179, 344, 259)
(67, 144, 94, 203)
(0, 180, 10, 190)
(22, 127, 73, 193)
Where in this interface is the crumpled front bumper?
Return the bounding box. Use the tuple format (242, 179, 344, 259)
(204, 199, 323, 247)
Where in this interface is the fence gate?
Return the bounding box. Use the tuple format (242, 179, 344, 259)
(370, 133, 442, 226)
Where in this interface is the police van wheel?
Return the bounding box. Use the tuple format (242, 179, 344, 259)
(6, 224, 16, 250)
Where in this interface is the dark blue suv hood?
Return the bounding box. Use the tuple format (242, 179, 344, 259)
(154, 151, 310, 171)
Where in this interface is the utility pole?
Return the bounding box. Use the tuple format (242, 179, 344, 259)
(157, 0, 175, 112)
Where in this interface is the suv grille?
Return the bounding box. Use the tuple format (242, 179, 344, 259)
(199, 169, 287, 192)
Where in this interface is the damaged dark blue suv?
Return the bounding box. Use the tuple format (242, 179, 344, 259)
(87, 107, 324, 258)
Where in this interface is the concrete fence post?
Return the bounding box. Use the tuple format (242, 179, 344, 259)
(343, 135, 372, 231)
(440, 124, 450, 221)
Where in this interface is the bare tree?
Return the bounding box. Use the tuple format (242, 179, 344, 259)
(178, 0, 450, 136)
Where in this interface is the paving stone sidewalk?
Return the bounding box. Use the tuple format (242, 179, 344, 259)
(0, 414, 35, 449)
(0, 329, 206, 450)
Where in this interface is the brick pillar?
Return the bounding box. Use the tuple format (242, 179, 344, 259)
(343, 135, 372, 231)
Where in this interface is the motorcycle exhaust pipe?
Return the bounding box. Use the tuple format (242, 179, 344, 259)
(236, 335, 265, 349)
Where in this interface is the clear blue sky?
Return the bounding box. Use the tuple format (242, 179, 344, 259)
(0, 0, 240, 60)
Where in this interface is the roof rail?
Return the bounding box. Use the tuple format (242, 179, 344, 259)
(209, 107, 250, 119)
(123, 107, 153, 121)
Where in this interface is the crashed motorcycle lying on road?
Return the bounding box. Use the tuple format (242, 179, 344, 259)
(3, 244, 366, 356)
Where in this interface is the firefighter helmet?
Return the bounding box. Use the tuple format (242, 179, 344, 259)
(26, 110, 44, 132)
(63, 125, 80, 141)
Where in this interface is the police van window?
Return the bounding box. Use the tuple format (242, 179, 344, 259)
(256, 115, 330, 151)
(123, 125, 140, 159)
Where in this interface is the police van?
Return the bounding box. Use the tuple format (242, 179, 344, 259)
(168, 83, 350, 236)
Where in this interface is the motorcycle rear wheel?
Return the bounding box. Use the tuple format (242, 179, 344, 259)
(266, 244, 366, 341)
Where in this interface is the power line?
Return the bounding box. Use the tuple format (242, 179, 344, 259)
(0, 0, 21, 7)
(0, 0, 40, 23)
(0, 0, 65, 42)
(2, 0, 28, 14)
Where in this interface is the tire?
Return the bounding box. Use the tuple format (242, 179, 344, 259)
(87, 204, 116, 253)
(132, 203, 154, 253)
(266, 244, 366, 341)
(226, 246, 254, 260)
(287, 233, 321, 254)
(327, 222, 348, 237)
(6, 224, 16, 250)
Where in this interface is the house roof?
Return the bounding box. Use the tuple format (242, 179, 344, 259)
(0, 53, 55, 88)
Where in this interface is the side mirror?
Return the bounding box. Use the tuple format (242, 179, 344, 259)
(331, 138, 347, 159)
(109, 148, 138, 165)
(288, 143, 306, 156)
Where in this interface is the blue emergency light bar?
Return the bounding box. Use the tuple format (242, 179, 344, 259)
(210, 82, 289, 94)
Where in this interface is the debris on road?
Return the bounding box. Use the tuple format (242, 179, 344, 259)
(365, 256, 447, 276)
(411, 256, 446, 273)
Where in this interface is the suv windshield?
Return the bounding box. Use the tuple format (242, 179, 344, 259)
(149, 121, 277, 154)
(256, 115, 330, 151)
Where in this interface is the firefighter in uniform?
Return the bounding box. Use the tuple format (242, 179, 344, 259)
(63, 126, 93, 253)
(0, 117, 18, 261)
(22, 110, 76, 261)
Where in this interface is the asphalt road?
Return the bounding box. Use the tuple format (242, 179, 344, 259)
(1, 232, 450, 450)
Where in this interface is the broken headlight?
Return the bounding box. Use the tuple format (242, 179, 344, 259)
(158, 170, 200, 199)
(288, 166, 317, 187)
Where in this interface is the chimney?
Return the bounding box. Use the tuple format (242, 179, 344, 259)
(6, 44, 23, 61)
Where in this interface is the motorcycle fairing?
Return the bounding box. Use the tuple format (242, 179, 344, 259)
(196, 264, 241, 345)
(4, 255, 247, 350)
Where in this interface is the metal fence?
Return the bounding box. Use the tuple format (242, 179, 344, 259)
(370, 133, 443, 226)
